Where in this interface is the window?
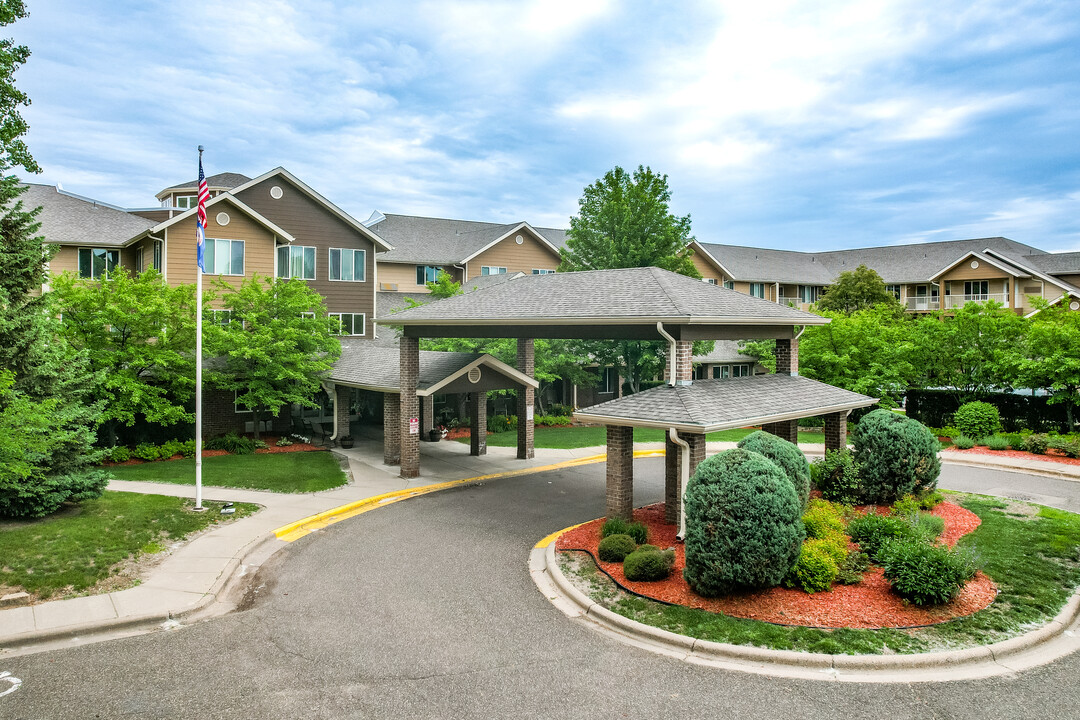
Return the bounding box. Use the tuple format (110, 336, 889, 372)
(78, 248, 119, 279)
(964, 280, 989, 300)
(703, 278, 718, 285)
(416, 265, 440, 285)
(207, 309, 233, 327)
(276, 245, 315, 280)
(174, 195, 197, 209)
(135, 247, 144, 273)
(723, 280, 735, 290)
(798, 285, 821, 303)
(329, 248, 366, 282)
(749, 282, 765, 299)
(152, 240, 163, 271)
(885, 284, 902, 300)
(233, 390, 252, 414)
(732, 364, 752, 377)
(330, 312, 366, 336)
(532, 269, 555, 275)
(601, 367, 618, 394)
(481, 266, 507, 276)
(205, 238, 245, 276)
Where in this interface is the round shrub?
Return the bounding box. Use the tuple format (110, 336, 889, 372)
(846, 512, 918, 561)
(683, 448, 805, 597)
(623, 548, 675, 581)
(879, 538, 978, 605)
(108, 446, 132, 463)
(786, 541, 839, 593)
(597, 533, 637, 562)
(802, 499, 845, 540)
(737, 430, 810, 508)
(809, 448, 861, 504)
(953, 401, 1001, 440)
(852, 410, 941, 503)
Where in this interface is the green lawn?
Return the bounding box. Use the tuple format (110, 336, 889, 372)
(107, 451, 347, 493)
(565, 492, 1080, 655)
(460, 425, 826, 449)
(0, 491, 258, 599)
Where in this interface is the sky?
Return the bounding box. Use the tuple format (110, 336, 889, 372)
(12, 0, 1080, 252)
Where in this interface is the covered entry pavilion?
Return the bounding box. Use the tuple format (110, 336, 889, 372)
(574, 373, 877, 533)
(378, 266, 841, 482)
(325, 342, 538, 463)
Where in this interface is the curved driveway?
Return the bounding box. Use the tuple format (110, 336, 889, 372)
(4, 459, 1080, 719)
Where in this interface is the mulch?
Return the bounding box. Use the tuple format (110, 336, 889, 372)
(943, 445, 1080, 467)
(556, 502, 996, 629)
(101, 436, 321, 466)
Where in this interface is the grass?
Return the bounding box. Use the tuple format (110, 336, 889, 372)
(460, 425, 827, 449)
(107, 451, 348, 493)
(565, 492, 1080, 655)
(0, 491, 258, 599)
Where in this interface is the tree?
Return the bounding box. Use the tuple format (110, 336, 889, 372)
(205, 276, 341, 440)
(0, 1, 107, 517)
(816, 265, 901, 315)
(51, 268, 196, 445)
(559, 165, 709, 392)
(1013, 298, 1080, 429)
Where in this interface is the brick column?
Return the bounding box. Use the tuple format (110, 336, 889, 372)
(776, 338, 799, 376)
(606, 425, 634, 520)
(517, 338, 535, 460)
(662, 340, 695, 384)
(335, 384, 351, 443)
(762, 419, 798, 444)
(383, 392, 400, 465)
(824, 410, 851, 452)
(421, 394, 434, 436)
(470, 392, 487, 456)
(399, 336, 420, 478)
(664, 434, 679, 524)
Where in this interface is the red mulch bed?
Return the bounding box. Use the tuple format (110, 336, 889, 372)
(943, 445, 1080, 467)
(556, 502, 996, 629)
(101, 436, 321, 466)
(442, 424, 574, 440)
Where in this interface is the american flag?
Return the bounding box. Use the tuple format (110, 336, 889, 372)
(196, 156, 209, 272)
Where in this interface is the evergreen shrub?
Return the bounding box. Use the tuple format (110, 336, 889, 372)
(622, 547, 675, 581)
(837, 550, 870, 585)
(846, 512, 918, 561)
(879, 538, 978, 605)
(683, 449, 804, 597)
(853, 410, 941, 503)
(953, 401, 1002, 440)
(786, 541, 839, 593)
(809, 449, 861, 504)
(737, 430, 810, 508)
(597, 533, 637, 562)
(918, 491, 944, 510)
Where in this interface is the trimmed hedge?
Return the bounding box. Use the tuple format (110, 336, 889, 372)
(906, 389, 1070, 433)
(736, 430, 810, 508)
(852, 410, 941, 503)
(683, 448, 805, 597)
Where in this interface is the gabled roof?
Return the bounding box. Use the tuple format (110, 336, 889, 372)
(1020, 251, 1080, 276)
(229, 167, 393, 252)
(688, 240, 734, 279)
(156, 172, 252, 198)
(20, 183, 156, 247)
(134, 193, 296, 243)
(573, 374, 876, 433)
(379, 266, 828, 328)
(369, 214, 562, 265)
(983, 248, 1080, 296)
(928, 249, 1031, 281)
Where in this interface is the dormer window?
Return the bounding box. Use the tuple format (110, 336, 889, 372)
(173, 195, 198, 209)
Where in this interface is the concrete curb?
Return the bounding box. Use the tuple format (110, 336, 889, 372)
(541, 538, 1080, 680)
(939, 453, 1080, 482)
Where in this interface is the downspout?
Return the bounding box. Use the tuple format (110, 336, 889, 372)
(656, 321, 677, 387)
(775, 281, 781, 304)
(670, 427, 690, 541)
(322, 381, 339, 441)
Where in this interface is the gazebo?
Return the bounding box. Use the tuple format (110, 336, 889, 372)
(376, 267, 876, 521)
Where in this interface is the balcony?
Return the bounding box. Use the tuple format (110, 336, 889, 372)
(904, 297, 940, 311)
(942, 293, 1009, 310)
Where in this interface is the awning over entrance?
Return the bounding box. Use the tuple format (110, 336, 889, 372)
(572, 374, 876, 433)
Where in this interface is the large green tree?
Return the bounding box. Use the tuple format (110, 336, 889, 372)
(51, 268, 197, 444)
(816, 264, 902, 315)
(0, 0, 107, 518)
(1012, 298, 1080, 429)
(559, 165, 709, 392)
(205, 276, 341, 440)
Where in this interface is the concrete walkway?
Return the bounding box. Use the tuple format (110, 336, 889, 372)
(2, 436, 1078, 652)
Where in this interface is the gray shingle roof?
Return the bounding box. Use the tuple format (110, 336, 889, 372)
(20, 183, 155, 247)
(331, 340, 483, 392)
(378, 266, 827, 326)
(160, 172, 252, 194)
(368, 214, 562, 265)
(574, 374, 876, 432)
(1020, 251, 1080, 275)
(702, 236, 1046, 285)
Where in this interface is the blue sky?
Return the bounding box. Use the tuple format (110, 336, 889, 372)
(13, 0, 1080, 251)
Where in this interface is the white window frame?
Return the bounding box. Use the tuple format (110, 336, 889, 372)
(749, 282, 765, 299)
(204, 238, 246, 276)
(481, 266, 507, 276)
(134, 246, 144, 273)
(277, 244, 316, 280)
(329, 248, 366, 282)
(416, 265, 440, 285)
(78, 247, 120, 279)
(329, 312, 366, 336)
(152, 240, 163, 271)
(723, 280, 735, 290)
(885, 284, 902, 300)
(703, 278, 718, 285)
(207, 309, 234, 327)
(532, 268, 555, 275)
(174, 195, 197, 209)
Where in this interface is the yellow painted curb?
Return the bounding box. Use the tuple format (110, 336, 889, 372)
(534, 522, 585, 549)
(274, 449, 666, 542)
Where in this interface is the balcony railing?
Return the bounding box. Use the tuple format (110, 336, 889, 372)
(942, 293, 1009, 310)
(904, 298, 940, 311)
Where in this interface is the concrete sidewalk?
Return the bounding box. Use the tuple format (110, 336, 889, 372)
(3, 435, 1078, 653)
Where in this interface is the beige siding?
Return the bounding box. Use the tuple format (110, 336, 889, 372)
(164, 211, 275, 288)
(377, 262, 461, 293)
(731, 280, 777, 302)
(465, 228, 559, 281)
(48, 245, 81, 277)
(689, 250, 725, 283)
(939, 261, 1010, 283)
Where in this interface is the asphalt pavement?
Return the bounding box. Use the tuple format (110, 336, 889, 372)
(3, 458, 1080, 719)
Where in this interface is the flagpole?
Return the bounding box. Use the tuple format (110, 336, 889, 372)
(194, 145, 205, 511)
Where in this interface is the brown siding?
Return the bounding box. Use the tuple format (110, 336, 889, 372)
(465, 228, 559, 281)
(1055, 274, 1080, 289)
(164, 210, 275, 287)
(377, 262, 461, 293)
(129, 209, 174, 222)
(234, 177, 377, 337)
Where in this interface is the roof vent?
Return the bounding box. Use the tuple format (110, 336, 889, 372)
(55, 182, 64, 192)
(468, 367, 482, 384)
(363, 210, 385, 227)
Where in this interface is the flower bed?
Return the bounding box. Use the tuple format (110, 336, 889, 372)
(102, 435, 320, 466)
(943, 445, 1080, 467)
(556, 502, 996, 629)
